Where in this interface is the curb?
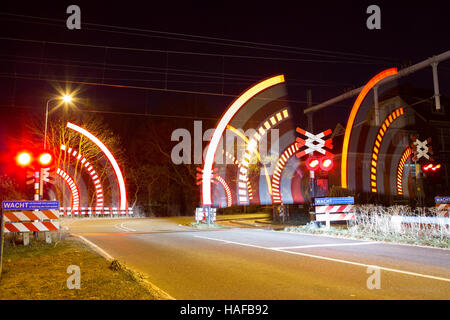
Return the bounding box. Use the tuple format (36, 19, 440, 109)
(72, 233, 176, 300)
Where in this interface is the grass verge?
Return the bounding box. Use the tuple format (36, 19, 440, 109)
(284, 223, 449, 248)
(189, 222, 227, 229)
(0, 237, 163, 300)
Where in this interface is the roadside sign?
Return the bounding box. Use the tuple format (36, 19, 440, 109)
(195, 207, 216, 223)
(314, 196, 354, 206)
(435, 197, 450, 204)
(2, 201, 60, 210)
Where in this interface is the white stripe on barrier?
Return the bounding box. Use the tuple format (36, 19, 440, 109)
(316, 213, 355, 222)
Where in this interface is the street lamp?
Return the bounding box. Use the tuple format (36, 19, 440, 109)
(43, 94, 73, 150)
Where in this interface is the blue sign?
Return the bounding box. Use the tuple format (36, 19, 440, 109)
(315, 197, 354, 206)
(435, 197, 450, 204)
(2, 201, 60, 210)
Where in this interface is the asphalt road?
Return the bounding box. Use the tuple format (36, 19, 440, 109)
(62, 217, 450, 299)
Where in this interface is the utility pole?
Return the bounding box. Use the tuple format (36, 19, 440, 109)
(431, 62, 441, 111)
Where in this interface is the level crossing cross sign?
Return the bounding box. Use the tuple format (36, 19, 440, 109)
(411, 136, 433, 162)
(295, 128, 333, 158)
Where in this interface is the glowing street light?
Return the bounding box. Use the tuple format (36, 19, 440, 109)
(62, 95, 72, 103)
(44, 94, 74, 150)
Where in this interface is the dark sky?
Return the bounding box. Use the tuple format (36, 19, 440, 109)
(0, 1, 449, 151)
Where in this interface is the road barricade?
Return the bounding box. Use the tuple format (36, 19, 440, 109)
(195, 207, 216, 223)
(4, 209, 59, 244)
(59, 207, 134, 216)
(435, 197, 450, 217)
(313, 197, 355, 228)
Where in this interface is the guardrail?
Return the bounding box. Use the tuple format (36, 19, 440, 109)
(59, 207, 134, 216)
(391, 216, 450, 231)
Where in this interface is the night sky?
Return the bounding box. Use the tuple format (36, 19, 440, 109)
(0, 1, 449, 157)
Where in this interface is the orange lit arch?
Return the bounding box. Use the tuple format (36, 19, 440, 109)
(370, 107, 404, 192)
(341, 68, 397, 188)
(216, 175, 233, 207)
(396, 146, 412, 195)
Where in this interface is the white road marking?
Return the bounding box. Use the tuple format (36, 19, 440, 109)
(120, 222, 136, 232)
(114, 223, 136, 232)
(75, 234, 114, 261)
(73, 234, 176, 300)
(277, 230, 450, 251)
(269, 241, 377, 250)
(194, 235, 450, 283)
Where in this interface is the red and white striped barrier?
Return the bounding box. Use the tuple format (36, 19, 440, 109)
(59, 207, 134, 216)
(3, 209, 60, 234)
(314, 204, 355, 227)
(5, 221, 60, 233)
(4, 210, 59, 222)
(315, 205, 354, 214)
(436, 204, 449, 217)
(316, 213, 355, 222)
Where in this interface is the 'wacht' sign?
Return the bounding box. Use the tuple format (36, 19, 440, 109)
(2, 201, 60, 210)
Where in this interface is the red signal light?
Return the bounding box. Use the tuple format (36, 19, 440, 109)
(306, 157, 320, 171)
(422, 163, 441, 172)
(38, 152, 53, 166)
(16, 152, 32, 166)
(320, 156, 334, 171)
(431, 164, 441, 171)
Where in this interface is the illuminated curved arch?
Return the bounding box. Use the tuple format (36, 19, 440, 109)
(216, 175, 233, 207)
(223, 150, 241, 168)
(61, 145, 104, 209)
(67, 122, 127, 210)
(238, 108, 290, 204)
(56, 168, 80, 211)
(370, 107, 404, 192)
(271, 142, 300, 204)
(202, 75, 285, 206)
(396, 146, 412, 195)
(341, 68, 398, 188)
(222, 149, 253, 201)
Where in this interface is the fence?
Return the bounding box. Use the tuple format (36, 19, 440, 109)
(59, 207, 134, 216)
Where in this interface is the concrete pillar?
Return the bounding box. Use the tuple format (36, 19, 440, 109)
(45, 232, 51, 244)
(431, 62, 441, 111)
(23, 233, 30, 246)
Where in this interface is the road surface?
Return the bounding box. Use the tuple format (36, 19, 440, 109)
(62, 217, 450, 299)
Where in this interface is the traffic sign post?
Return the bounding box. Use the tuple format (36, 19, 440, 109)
(296, 127, 334, 210)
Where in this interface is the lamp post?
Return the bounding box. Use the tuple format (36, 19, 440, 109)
(44, 95, 72, 150)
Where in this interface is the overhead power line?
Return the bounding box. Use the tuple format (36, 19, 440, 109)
(0, 12, 398, 63)
(0, 73, 315, 105)
(0, 55, 352, 87)
(0, 36, 390, 65)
